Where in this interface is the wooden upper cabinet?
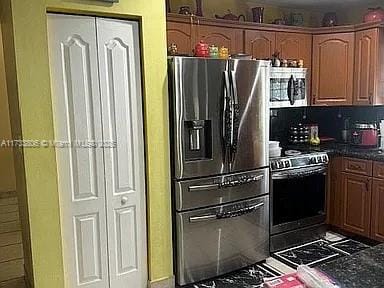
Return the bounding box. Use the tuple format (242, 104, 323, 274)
(312, 33, 355, 106)
(342, 172, 372, 237)
(167, 21, 194, 56)
(197, 25, 244, 55)
(244, 30, 275, 59)
(354, 28, 384, 105)
(371, 179, 384, 242)
(275, 32, 312, 69)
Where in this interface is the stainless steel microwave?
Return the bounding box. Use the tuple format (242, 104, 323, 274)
(270, 67, 308, 108)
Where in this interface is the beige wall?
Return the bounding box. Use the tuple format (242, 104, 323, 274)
(170, 0, 378, 27)
(0, 23, 16, 194)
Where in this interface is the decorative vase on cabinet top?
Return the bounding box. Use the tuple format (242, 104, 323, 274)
(363, 7, 384, 23)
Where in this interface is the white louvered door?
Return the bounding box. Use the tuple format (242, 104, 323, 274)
(96, 18, 147, 288)
(47, 14, 147, 288)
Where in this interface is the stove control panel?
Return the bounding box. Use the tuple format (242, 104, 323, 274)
(270, 153, 328, 171)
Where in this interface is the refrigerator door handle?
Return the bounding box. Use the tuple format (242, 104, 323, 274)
(230, 71, 240, 166)
(223, 71, 232, 157)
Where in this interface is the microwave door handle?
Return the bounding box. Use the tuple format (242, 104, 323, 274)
(288, 75, 295, 105)
(230, 71, 240, 166)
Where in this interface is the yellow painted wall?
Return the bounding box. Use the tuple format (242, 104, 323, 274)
(0, 0, 172, 287)
(0, 0, 34, 284)
(0, 24, 16, 194)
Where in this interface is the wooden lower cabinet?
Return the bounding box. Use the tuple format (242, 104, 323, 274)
(341, 172, 372, 237)
(371, 179, 384, 241)
(327, 157, 343, 228)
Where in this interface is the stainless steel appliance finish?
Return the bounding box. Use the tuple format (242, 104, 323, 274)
(168, 57, 270, 180)
(176, 196, 269, 286)
(174, 168, 268, 211)
(168, 57, 271, 286)
(270, 67, 308, 108)
(270, 152, 328, 251)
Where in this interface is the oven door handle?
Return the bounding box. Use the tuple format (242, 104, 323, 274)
(272, 167, 327, 180)
(189, 202, 264, 223)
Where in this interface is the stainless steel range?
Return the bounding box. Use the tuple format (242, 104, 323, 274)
(270, 152, 329, 252)
(168, 57, 271, 286)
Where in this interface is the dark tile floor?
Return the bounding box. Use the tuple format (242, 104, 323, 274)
(178, 235, 373, 288)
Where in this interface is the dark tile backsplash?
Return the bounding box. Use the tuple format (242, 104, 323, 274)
(270, 106, 384, 146)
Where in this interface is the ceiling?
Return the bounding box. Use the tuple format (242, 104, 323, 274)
(246, 0, 381, 8)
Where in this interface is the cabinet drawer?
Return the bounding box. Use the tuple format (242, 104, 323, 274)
(342, 157, 372, 176)
(373, 162, 384, 179)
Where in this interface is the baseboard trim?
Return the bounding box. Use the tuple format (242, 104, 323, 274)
(148, 276, 175, 288)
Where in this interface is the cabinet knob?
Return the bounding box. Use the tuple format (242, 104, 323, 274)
(121, 196, 129, 205)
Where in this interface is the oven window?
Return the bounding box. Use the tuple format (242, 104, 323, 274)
(272, 173, 325, 226)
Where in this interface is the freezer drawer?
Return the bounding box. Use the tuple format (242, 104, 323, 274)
(174, 168, 268, 211)
(175, 196, 270, 286)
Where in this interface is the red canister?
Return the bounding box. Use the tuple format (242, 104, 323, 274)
(351, 123, 378, 147)
(194, 41, 209, 57)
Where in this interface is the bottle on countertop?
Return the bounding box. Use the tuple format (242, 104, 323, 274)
(341, 118, 350, 143)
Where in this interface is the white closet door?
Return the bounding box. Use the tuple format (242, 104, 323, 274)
(96, 18, 147, 288)
(47, 14, 109, 288)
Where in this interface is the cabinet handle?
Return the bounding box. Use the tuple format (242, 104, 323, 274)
(349, 164, 363, 171)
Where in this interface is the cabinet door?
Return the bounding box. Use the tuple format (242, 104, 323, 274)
(354, 29, 378, 105)
(371, 179, 384, 242)
(97, 19, 147, 288)
(342, 173, 372, 237)
(327, 157, 343, 228)
(276, 32, 312, 98)
(312, 33, 354, 106)
(244, 30, 275, 59)
(276, 32, 312, 69)
(47, 14, 109, 288)
(197, 25, 244, 54)
(167, 21, 193, 56)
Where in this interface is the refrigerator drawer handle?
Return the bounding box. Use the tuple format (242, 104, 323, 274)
(189, 214, 218, 223)
(189, 202, 265, 223)
(218, 202, 264, 219)
(188, 183, 220, 192)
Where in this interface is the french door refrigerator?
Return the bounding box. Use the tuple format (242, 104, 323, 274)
(168, 57, 271, 286)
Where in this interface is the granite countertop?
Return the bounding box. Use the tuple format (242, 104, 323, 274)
(285, 142, 384, 162)
(317, 244, 384, 288)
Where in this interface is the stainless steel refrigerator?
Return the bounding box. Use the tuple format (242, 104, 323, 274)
(168, 57, 270, 286)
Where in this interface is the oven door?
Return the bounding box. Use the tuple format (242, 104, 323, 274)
(175, 196, 269, 286)
(271, 166, 327, 235)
